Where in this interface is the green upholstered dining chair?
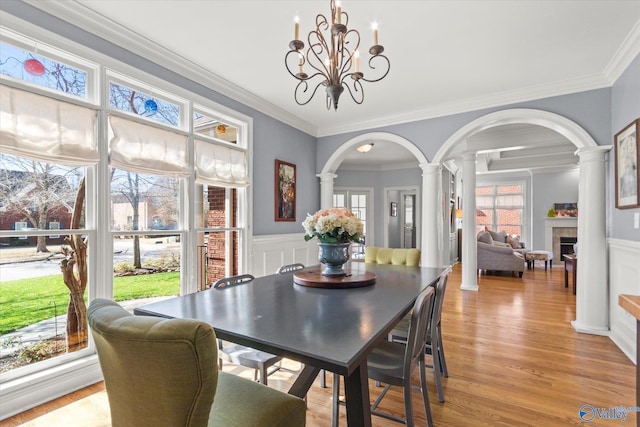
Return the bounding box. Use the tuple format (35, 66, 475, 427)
(364, 246, 421, 266)
(88, 298, 306, 427)
(212, 274, 283, 385)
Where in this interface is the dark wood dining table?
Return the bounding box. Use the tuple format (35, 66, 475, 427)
(134, 262, 444, 427)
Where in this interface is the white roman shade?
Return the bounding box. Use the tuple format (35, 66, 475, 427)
(109, 115, 189, 177)
(0, 85, 98, 165)
(195, 139, 249, 188)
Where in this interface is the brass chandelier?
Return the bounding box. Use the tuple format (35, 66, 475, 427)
(285, 0, 390, 111)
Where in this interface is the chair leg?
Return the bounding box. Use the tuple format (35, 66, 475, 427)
(419, 358, 434, 427)
(431, 337, 445, 403)
(438, 325, 449, 378)
(403, 378, 415, 427)
(332, 373, 340, 427)
(320, 369, 327, 388)
(259, 366, 268, 385)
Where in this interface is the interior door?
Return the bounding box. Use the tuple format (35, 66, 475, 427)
(401, 192, 416, 248)
(333, 188, 372, 259)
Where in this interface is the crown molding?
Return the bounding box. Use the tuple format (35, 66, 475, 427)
(603, 19, 640, 84)
(22, 0, 318, 137)
(317, 73, 610, 137)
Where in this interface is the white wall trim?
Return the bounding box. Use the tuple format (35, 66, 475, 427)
(251, 233, 318, 277)
(609, 238, 640, 364)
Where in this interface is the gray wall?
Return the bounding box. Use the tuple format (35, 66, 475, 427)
(1, 1, 319, 237)
(531, 170, 580, 248)
(611, 53, 640, 241)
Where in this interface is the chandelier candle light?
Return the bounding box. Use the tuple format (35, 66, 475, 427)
(285, 0, 390, 110)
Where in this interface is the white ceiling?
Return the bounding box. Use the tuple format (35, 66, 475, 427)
(25, 0, 640, 172)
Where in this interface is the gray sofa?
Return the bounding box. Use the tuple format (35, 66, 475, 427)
(477, 230, 526, 277)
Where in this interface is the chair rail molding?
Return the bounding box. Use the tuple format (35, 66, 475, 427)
(608, 238, 640, 364)
(251, 234, 318, 277)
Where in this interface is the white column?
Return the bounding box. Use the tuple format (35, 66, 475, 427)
(421, 163, 442, 268)
(572, 146, 611, 335)
(317, 172, 337, 209)
(461, 151, 478, 291)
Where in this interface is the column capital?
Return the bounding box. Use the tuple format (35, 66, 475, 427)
(419, 163, 441, 175)
(576, 145, 612, 162)
(316, 172, 337, 182)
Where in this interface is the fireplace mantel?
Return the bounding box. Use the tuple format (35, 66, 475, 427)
(545, 217, 578, 255)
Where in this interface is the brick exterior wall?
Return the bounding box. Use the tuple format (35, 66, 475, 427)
(205, 187, 238, 286)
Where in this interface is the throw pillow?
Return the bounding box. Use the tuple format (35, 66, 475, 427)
(507, 236, 522, 249)
(477, 231, 493, 245)
(488, 230, 508, 243)
(493, 241, 510, 248)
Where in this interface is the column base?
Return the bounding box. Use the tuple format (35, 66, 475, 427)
(460, 283, 479, 292)
(571, 320, 610, 336)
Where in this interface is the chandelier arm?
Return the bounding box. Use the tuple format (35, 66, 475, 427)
(294, 78, 326, 106)
(360, 54, 391, 83)
(341, 77, 365, 105)
(337, 29, 360, 81)
(285, 50, 307, 79)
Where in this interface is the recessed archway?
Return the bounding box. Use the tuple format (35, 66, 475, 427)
(320, 132, 429, 175)
(431, 107, 608, 336)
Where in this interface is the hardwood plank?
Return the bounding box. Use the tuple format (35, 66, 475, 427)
(2, 264, 635, 426)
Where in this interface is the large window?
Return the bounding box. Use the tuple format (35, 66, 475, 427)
(476, 183, 525, 237)
(0, 28, 250, 383)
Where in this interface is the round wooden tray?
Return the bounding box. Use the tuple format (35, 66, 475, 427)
(293, 268, 376, 289)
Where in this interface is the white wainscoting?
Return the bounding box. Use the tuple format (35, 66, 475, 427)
(251, 233, 318, 277)
(609, 238, 640, 364)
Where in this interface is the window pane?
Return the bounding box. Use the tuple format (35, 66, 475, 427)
(475, 186, 493, 195)
(0, 233, 89, 375)
(200, 186, 238, 229)
(1, 154, 85, 235)
(113, 236, 180, 302)
(110, 169, 179, 231)
(199, 230, 240, 290)
(333, 194, 346, 208)
(194, 112, 238, 144)
(0, 42, 87, 98)
(496, 194, 523, 207)
(109, 82, 180, 127)
(497, 185, 522, 194)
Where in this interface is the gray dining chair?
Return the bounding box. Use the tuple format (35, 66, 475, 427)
(389, 268, 451, 402)
(332, 284, 436, 427)
(213, 274, 283, 385)
(276, 263, 305, 274)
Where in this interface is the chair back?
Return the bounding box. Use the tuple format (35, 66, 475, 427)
(403, 285, 436, 372)
(213, 274, 255, 289)
(277, 263, 305, 274)
(430, 269, 450, 333)
(88, 298, 218, 427)
(364, 246, 421, 266)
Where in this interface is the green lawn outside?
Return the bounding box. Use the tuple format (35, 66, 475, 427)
(0, 272, 179, 336)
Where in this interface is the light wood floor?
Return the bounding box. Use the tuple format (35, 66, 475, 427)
(3, 263, 635, 426)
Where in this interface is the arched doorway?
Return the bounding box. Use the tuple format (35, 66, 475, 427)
(318, 132, 431, 264)
(431, 108, 609, 335)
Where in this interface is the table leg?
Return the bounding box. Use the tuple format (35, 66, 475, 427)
(344, 363, 372, 427)
(564, 266, 569, 288)
(288, 364, 320, 398)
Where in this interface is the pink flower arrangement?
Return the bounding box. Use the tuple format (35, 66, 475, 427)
(302, 208, 364, 243)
